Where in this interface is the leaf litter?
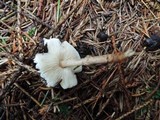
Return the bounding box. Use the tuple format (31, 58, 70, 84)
(0, 0, 160, 119)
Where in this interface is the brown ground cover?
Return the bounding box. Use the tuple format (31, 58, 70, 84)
(0, 0, 160, 120)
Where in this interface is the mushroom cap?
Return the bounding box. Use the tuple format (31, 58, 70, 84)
(34, 38, 82, 89)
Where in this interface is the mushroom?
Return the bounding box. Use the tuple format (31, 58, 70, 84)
(34, 38, 82, 89)
(34, 38, 135, 89)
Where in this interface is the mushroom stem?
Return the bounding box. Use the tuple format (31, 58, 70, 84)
(61, 49, 135, 68)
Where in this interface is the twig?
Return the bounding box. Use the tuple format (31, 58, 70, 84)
(40, 90, 49, 106)
(77, 97, 94, 120)
(44, 0, 83, 37)
(92, 68, 117, 109)
(141, 0, 157, 19)
(144, 62, 160, 100)
(115, 99, 153, 120)
(16, 0, 21, 36)
(12, 58, 38, 74)
(0, 1, 52, 29)
(0, 68, 21, 103)
(96, 85, 117, 116)
(73, 96, 97, 109)
(0, 68, 19, 79)
(16, 0, 22, 51)
(14, 83, 41, 107)
(52, 97, 77, 106)
(0, 52, 38, 75)
(21, 7, 52, 29)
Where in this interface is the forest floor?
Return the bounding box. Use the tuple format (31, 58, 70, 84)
(0, 0, 160, 120)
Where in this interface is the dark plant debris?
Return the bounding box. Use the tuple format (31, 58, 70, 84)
(0, 0, 160, 120)
(97, 30, 109, 42)
(143, 34, 160, 51)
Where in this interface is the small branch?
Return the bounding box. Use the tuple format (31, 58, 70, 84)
(14, 83, 41, 107)
(0, 52, 38, 75)
(21, 7, 52, 29)
(16, 0, 21, 35)
(12, 58, 38, 74)
(115, 99, 153, 120)
(141, 0, 157, 19)
(0, 68, 21, 103)
(0, 1, 52, 29)
(44, 0, 83, 37)
(52, 97, 77, 106)
(73, 96, 97, 109)
(96, 85, 117, 116)
(144, 62, 160, 100)
(16, 0, 22, 51)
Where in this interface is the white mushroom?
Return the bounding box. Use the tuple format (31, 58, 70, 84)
(34, 38, 82, 89)
(34, 38, 135, 89)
